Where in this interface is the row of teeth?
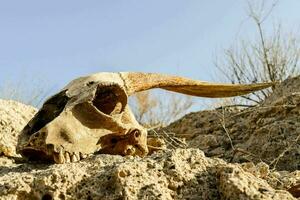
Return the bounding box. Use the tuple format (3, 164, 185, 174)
(53, 151, 89, 164)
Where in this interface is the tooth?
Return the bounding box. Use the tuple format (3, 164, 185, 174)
(125, 147, 135, 155)
(71, 154, 78, 162)
(54, 145, 63, 153)
(65, 152, 70, 163)
(75, 152, 80, 161)
(80, 152, 87, 159)
(53, 154, 59, 164)
(54, 151, 65, 164)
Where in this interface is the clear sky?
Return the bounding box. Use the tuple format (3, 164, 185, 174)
(0, 0, 300, 103)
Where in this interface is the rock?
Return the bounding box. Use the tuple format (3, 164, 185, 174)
(288, 184, 300, 198)
(0, 76, 300, 199)
(165, 76, 300, 171)
(0, 149, 295, 200)
(218, 164, 294, 200)
(0, 99, 37, 157)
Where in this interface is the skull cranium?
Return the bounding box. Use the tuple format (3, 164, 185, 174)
(17, 72, 273, 163)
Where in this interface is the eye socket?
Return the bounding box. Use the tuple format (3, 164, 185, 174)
(111, 138, 118, 144)
(92, 85, 127, 115)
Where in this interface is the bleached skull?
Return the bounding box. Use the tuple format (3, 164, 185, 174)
(17, 72, 273, 164)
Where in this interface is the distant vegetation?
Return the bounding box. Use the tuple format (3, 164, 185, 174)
(130, 90, 194, 128)
(215, 0, 300, 105)
(1, 0, 298, 126)
(0, 77, 52, 108)
(133, 0, 300, 126)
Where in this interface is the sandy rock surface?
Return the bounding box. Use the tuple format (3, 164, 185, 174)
(0, 149, 295, 200)
(165, 76, 300, 172)
(0, 76, 299, 199)
(0, 100, 36, 157)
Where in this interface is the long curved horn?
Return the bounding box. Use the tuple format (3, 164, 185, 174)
(120, 72, 274, 98)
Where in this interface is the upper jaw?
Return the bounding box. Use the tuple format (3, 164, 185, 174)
(20, 144, 90, 164)
(18, 128, 149, 164)
(19, 146, 53, 162)
(52, 150, 88, 164)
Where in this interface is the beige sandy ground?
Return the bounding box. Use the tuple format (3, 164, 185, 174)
(0, 76, 299, 200)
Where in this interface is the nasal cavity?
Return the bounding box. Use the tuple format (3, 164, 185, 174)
(129, 129, 142, 143)
(132, 129, 141, 138)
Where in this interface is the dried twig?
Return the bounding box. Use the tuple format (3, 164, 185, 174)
(269, 133, 300, 170)
(231, 147, 264, 163)
(131, 90, 193, 127)
(215, 0, 300, 105)
(148, 129, 187, 149)
(219, 108, 235, 151)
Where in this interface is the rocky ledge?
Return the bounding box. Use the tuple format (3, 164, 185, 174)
(0, 76, 300, 200)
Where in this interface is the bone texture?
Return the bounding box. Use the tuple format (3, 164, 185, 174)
(121, 72, 274, 97)
(17, 72, 273, 164)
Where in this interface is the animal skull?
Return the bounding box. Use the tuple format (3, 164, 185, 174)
(17, 72, 273, 163)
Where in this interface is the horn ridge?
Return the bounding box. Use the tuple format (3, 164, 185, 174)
(120, 72, 274, 98)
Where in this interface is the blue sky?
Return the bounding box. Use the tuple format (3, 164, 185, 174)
(0, 0, 300, 104)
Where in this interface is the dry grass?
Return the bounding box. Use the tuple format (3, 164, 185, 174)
(130, 90, 194, 148)
(0, 77, 52, 107)
(130, 90, 194, 128)
(215, 0, 300, 105)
